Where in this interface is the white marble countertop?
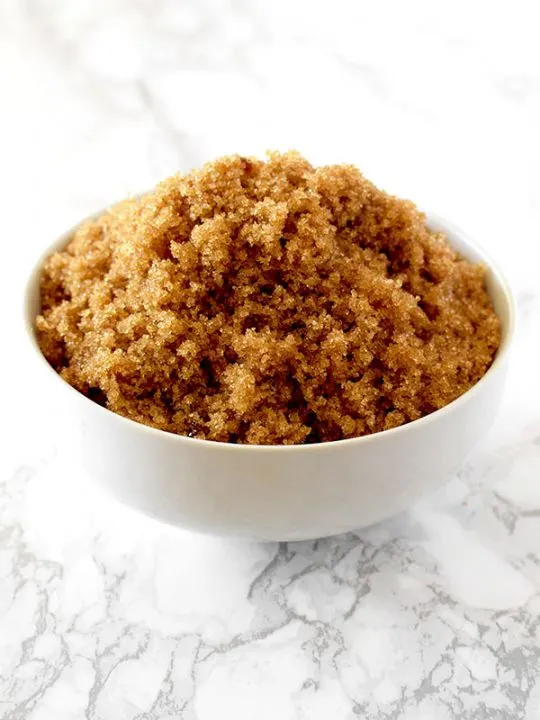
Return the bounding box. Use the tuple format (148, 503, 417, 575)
(2, 1, 540, 718)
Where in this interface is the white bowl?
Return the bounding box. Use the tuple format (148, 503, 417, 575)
(23, 212, 515, 541)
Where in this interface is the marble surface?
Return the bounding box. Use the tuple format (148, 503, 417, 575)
(2, 1, 540, 717)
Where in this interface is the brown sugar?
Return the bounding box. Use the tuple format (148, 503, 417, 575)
(36, 152, 501, 444)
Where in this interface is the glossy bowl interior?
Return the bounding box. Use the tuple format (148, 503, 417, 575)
(24, 212, 515, 540)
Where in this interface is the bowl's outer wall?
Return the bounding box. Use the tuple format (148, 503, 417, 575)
(55, 362, 506, 540)
(25, 215, 513, 540)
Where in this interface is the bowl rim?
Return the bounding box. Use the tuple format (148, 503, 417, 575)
(24, 208, 516, 454)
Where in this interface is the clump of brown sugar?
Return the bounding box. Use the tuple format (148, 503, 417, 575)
(36, 152, 500, 444)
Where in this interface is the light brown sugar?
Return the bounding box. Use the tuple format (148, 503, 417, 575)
(37, 152, 500, 444)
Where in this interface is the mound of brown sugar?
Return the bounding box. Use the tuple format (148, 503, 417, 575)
(37, 152, 500, 444)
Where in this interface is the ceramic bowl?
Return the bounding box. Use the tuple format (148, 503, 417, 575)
(23, 212, 515, 540)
